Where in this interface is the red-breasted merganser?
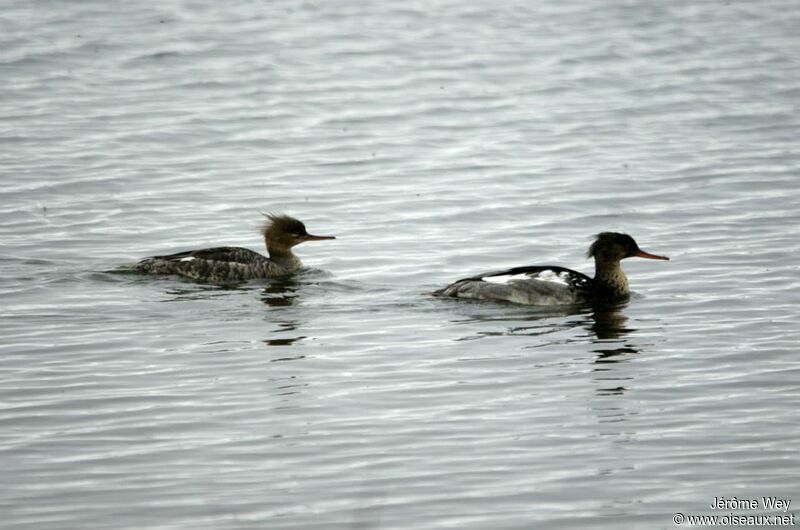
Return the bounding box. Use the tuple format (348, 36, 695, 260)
(131, 214, 335, 283)
(434, 232, 668, 305)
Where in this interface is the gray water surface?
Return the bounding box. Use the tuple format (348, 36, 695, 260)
(2, 1, 799, 529)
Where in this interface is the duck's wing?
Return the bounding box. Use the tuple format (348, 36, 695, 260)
(467, 265, 593, 290)
(149, 246, 264, 265)
(436, 265, 592, 305)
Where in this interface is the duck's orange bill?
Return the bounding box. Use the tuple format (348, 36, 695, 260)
(634, 249, 669, 260)
(305, 234, 336, 241)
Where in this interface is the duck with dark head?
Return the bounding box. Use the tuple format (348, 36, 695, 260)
(434, 232, 668, 305)
(130, 213, 335, 283)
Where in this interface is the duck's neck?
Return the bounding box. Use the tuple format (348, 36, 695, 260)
(593, 258, 629, 297)
(266, 240, 302, 269)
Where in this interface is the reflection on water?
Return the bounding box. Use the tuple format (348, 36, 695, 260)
(259, 278, 301, 307)
(134, 274, 306, 307)
(265, 338, 306, 348)
(449, 301, 648, 398)
(260, 281, 306, 346)
(450, 305, 594, 342)
(135, 276, 311, 346)
(589, 303, 641, 400)
(589, 302, 634, 341)
(590, 302, 639, 364)
(160, 284, 236, 301)
(449, 301, 641, 352)
(262, 319, 306, 348)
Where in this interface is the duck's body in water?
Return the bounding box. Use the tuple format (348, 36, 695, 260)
(434, 232, 668, 305)
(130, 214, 335, 283)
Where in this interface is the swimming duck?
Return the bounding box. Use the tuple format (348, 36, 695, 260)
(131, 214, 335, 283)
(434, 232, 668, 305)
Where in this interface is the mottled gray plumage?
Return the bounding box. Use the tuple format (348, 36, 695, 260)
(130, 214, 334, 283)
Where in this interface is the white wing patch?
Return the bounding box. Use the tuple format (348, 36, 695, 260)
(534, 270, 569, 285)
(482, 273, 530, 285)
(483, 270, 570, 286)
(180, 256, 196, 262)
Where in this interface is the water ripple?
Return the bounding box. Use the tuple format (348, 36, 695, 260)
(2, 0, 800, 528)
